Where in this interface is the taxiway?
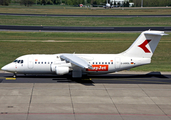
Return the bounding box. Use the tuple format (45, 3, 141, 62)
(0, 25, 171, 32)
(0, 71, 171, 120)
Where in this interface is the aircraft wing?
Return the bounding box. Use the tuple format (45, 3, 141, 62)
(60, 54, 93, 69)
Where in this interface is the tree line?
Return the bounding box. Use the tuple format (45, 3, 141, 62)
(0, 0, 11, 5)
(1, 0, 171, 7)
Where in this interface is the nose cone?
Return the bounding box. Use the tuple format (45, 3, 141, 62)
(1, 63, 15, 72)
(1, 65, 8, 71)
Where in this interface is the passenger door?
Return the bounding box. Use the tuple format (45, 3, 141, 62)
(115, 58, 121, 69)
(28, 57, 34, 69)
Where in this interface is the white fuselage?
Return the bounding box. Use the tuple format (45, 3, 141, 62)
(2, 54, 150, 75)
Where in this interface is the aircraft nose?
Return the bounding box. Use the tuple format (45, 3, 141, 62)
(1, 65, 8, 71)
(1, 63, 14, 72)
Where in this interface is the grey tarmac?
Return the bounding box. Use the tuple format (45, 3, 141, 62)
(0, 71, 171, 120)
(0, 25, 171, 32)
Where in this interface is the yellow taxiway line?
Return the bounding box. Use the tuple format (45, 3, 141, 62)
(5, 78, 16, 80)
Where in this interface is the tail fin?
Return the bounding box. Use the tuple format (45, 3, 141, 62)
(121, 30, 168, 58)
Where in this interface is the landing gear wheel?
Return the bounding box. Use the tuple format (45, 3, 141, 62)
(13, 73, 16, 78)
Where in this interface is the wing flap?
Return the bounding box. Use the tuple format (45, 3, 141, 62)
(60, 54, 93, 69)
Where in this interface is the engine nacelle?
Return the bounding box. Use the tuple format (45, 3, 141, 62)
(55, 67, 69, 75)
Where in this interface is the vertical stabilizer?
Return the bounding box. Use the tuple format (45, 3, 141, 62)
(121, 30, 167, 58)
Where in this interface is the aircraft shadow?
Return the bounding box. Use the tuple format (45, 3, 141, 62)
(2, 72, 170, 85)
(88, 72, 168, 79)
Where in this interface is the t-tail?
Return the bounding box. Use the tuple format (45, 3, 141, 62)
(121, 30, 168, 58)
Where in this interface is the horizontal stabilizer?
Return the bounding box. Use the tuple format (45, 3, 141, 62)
(144, 32, 168, 36)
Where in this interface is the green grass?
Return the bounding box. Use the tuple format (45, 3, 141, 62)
(0, 31, 171, 71)
(0, 16, 171, 27)
(0, 31, 140, 41)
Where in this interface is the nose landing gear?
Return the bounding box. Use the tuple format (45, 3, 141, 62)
(13, 73, 17, 78)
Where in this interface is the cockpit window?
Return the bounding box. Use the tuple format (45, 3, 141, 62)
(13, 60, 18, 62)
(13, 60, 24, 64)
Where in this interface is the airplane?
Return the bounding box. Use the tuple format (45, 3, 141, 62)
(103, 0, 113, 8)
(1, 30, 168, 78)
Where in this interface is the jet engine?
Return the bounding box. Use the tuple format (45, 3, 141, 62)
(51, 62, 71, 75)
(55, 67, 69, 75)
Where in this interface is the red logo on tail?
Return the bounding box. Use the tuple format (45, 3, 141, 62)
(138, 40, 151, 53)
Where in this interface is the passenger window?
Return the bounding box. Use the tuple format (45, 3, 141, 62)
(102, 62, 104, 64)
(111, 62, 113, 64)
(93, 62, 94, 64)
(48, 62, 50, 64)
(45, 62, 46, 64)
(35, 62, 37, 64)
(105, 62, 107, 64)
(96, 62, 98, 64)
(38, 62, 40, 64)
(99, 62, 101, 64)
(108, 62, 110, 64)
(21, 60, 23, 63)
(51, 62, 53, 64)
